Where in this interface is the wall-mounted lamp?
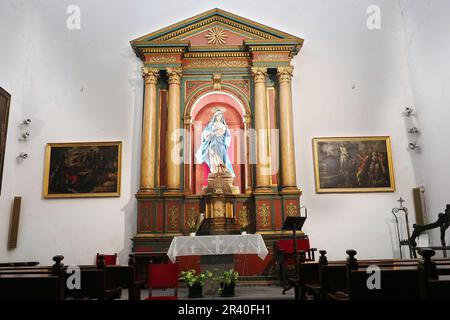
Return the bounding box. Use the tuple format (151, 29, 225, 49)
(18, 152, 29, 160)
(22, 119, 32, 125)
(21, 132, 30, 140)
(408, 142, 420, 151)
(408, 127, 420, 135)
(403, 107, 416, 117)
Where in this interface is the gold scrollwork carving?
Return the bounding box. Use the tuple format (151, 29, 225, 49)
(238, 206, 249, 229)
(258, 203, 270, 227)
(168, 205, 179, 230)
(286, 202, 298, 217)
(187, 60, 247, 68)
(147, 56, 177, 64)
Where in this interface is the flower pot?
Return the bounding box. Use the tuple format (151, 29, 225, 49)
(190, 232, 196, 236)
(220, 282, 235, 297)
(188, 283, 203, 298)
(241, 231, 247, 235)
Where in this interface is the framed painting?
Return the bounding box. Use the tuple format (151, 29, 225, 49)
(312, 136, 395, 193)
(43, 141, 122, 198)
(0, 87, 11, 195)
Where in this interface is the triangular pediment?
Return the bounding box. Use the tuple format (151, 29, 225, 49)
(131, 8, 303, 56)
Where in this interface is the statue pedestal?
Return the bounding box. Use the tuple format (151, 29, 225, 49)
(198, 171, 240, 235)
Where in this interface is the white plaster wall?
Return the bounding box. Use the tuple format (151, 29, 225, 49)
(0, 0, 421, 264)
(398, 0, 450, 247)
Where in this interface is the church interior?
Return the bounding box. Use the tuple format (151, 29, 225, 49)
(1, 0, 450, 303)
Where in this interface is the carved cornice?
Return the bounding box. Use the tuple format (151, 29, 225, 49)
(142, 67, 160, 85)
(251, 67, 268, 83)
(167, 67, 183, 84)
(277, 66, 294, 83)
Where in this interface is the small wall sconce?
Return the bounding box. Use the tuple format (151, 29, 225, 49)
(21, 132, 30, 140)
(18, 152, 29, 160)
(403, 107, 416, 117)
(408, 142, 420, 151)
(408, 127, 420, 135)
(22, 119, 32, 125)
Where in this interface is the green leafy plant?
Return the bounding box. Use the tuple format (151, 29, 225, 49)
(214, 269, 239, 294)
(179, 269, 213, 287)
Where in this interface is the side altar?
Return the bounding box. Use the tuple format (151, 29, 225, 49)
(130, 9, 305, 275)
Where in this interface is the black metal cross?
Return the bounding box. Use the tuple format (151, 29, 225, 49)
(398, 197, 405, 209)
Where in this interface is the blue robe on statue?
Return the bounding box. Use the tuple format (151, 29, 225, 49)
(195, 111, 235, 177)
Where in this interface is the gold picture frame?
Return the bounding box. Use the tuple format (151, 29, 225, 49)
(43, 141, 122, 198)
(312, 136, 395, 193)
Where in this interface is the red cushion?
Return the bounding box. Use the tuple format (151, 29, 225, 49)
(277, 239, 310, 253)
(96, 253, 117, 266)
(148, 263, 179, 289)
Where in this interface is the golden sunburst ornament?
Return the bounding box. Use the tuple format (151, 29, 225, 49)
(205, 27, 228, 45)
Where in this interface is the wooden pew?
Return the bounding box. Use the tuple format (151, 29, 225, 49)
(0, 255, 65, 300)
(64, 254, 133, 300)
(418, 248, 450, 300)
(316, 250, 422, 300)
(327, 249, 450, 300)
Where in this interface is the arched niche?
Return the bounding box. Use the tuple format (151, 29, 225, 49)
(185, 90, 250, 194)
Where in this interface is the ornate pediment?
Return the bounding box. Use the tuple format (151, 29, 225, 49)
(131, 8, 303, 59)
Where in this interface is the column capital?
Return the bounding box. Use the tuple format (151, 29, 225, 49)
(277, 66, 294, 83)
(142, 67, 160, 85)
(167, 67, 183, 84)
(251, 67, 268, 83)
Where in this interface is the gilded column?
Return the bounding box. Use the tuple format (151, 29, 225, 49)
(139, 67, 159, 193)
(277, 66, 298, 191)
(165, 67, 183, 192)
(252, 67, 271, 192)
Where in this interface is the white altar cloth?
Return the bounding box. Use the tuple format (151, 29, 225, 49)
(167, 234, 268, 263)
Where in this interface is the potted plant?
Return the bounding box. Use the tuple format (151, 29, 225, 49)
(186, 210, 200, 236)
(215, 269, 239, 297)
(179, 269, 212, 298)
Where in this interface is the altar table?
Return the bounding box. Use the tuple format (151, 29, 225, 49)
(166, 234, 268, 263)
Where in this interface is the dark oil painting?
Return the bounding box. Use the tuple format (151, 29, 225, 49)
(44, 142, 121, 198)
(0, 87, 11, 195)
(313, 137, 395, 193)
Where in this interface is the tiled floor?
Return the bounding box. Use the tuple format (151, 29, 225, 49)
(122, 285, 295, 300)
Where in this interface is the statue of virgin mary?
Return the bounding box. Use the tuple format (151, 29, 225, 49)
(195, 110, 235, 177)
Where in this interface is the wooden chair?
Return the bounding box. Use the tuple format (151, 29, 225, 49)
(96, 253, 117, 266)
(275, 236, 316, 289)
(145, 263, 179, 300)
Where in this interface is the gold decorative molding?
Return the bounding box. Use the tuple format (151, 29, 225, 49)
(185, 59, 248, 68)
(166, 67, 183, 84)
(142, 67, 160, 85)
(142, 48, 185, 53)
(277, 66, 294, 83)
(205, 27, 228, 45)
(184, 52, 250, 58)
(147, 56, 177, 64)
(251, 67, 268, 83)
